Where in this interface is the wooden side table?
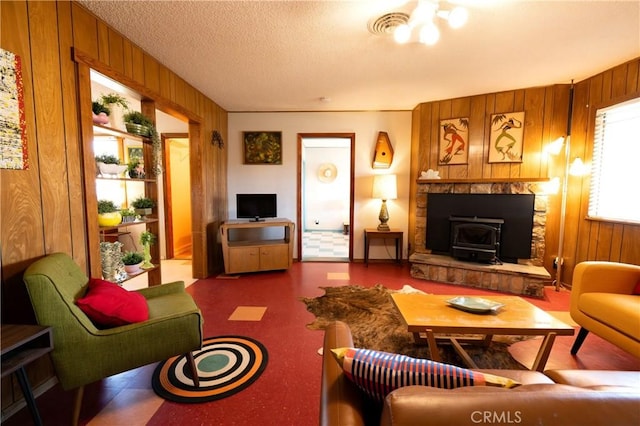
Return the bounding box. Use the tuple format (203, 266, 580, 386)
(364, 228, 403, 266)
(1, 324, 53, 426)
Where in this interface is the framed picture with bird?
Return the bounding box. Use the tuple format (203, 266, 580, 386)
(438, 117, 469, 165)
(489, 112, 525, 163)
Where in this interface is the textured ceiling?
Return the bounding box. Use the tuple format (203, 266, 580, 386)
(77, 0, 640, 112)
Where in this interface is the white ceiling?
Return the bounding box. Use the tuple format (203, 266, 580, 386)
(77, 0, 640, 112)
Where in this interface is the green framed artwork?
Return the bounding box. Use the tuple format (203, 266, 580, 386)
(243, 131, 282, 164)
(489, 112, 525, 163)
(127, 146, 143, 162)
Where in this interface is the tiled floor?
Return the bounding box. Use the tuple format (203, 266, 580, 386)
(302, 230, 349, 260)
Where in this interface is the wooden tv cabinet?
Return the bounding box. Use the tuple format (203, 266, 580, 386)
(220, 219, 295, 274)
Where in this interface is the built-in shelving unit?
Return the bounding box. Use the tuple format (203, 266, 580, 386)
(79, 68, 162, 286)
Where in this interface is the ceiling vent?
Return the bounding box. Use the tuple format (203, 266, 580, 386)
(368, 12, 410, 35)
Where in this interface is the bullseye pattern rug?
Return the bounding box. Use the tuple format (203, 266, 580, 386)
(152, 335, 268, 403)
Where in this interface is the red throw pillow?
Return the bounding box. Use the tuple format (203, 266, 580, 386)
(633, 279, 640, 295)
(76, 278, 149, 327)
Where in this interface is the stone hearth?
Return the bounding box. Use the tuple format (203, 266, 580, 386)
(411, 179, 551, 298)
(410, 253, 550, 298)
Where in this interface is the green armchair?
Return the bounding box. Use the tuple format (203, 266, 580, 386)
(23, 252, 203, 425)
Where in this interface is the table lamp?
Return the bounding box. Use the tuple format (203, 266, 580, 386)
(372, 174, 397, 231)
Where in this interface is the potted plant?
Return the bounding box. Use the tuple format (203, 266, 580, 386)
(123, 111, 153, 136)
(123, 111, 162, 177)
(95, 154, 127, 177)
(139, 230, 156, 269)
(127, 159, 145, 179)
(120, 208, 137, 223)
(121, 251, 144, 274)
(100, 93, 129, 109)
(91, 101, 110, 125)
(97, 199, 122, 227)
(131, 196, 155, 217)
(99, 93, 129, 130)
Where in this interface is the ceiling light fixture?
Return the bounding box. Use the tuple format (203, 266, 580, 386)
(393, 1, 468, 45)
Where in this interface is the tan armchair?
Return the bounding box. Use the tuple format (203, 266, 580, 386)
(570, 261, 640, 358)
(23, 253, 203, 425)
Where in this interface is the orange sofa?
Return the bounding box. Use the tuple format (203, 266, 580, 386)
(320, 321, 640, 426)
(569, 261, 640, 358)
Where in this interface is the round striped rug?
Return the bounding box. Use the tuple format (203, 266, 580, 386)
(152, 335, 268, 403)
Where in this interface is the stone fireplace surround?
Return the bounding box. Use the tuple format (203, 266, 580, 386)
(410, 179, 551, 298)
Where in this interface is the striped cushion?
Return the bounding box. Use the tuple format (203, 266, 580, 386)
(331, 347, 520, 401)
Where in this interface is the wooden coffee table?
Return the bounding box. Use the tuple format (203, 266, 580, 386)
(391, 293, 575, 371)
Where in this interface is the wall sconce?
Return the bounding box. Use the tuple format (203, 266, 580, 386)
(372, 174, 398, 231)
(372, 131, 394, 169)
(211, 130, 224, 149)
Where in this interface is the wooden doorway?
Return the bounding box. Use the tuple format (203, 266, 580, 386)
(297, 133, 355, 261)
(162, 133, 192, 260)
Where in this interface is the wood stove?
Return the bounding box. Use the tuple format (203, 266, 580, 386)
(449, 216, 503, 263)
(425, 193, 535, 264)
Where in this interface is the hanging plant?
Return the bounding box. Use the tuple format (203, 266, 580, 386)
(148, 125, 162, 176)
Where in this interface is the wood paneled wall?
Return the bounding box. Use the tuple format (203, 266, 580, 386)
(410, 58, 640, 287)
(409, 84, 569, 275)
(1, 0, 227, 411)
(566, 59, 640, 281)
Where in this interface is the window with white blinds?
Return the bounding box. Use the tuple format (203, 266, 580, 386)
(588, 97, 640, 223)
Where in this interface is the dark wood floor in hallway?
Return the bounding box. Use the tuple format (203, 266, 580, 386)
(4, 261, 639, 426)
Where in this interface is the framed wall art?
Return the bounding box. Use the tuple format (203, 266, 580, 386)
(438, 117, 469, 165)
(489, 112, 525, 163)
(243, 131, 282, 165)
(0, 48, 29, 170)
(127, 146, 143, 162)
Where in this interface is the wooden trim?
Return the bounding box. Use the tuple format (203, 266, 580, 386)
(296, 133, 356, 261)
(72, 48, 200, 123)
(162, 132, 190, 260)
(77, 63, 102, 278)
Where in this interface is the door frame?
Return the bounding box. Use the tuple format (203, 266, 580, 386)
(296, 133, 355, 261)
(162, 132, 189, 259)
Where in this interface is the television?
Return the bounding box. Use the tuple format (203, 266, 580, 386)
(236, 193, 277, 221)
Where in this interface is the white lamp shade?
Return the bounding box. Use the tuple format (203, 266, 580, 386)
(569, 157, 589, 176)
(372, 174, 398, 200)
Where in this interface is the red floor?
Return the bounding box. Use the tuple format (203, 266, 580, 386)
(4, 262, 639, 426)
